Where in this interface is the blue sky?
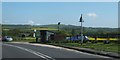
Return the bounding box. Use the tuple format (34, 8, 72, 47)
(2, 0, 119, 2)
(2, 2, 118, 28)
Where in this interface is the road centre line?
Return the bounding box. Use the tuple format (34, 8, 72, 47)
(29, 43, 111, 58)
(6, 42, 111, 58)
(3, 44, 55, 60)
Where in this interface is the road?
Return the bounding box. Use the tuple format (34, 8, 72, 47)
(2, 42, 113, 60)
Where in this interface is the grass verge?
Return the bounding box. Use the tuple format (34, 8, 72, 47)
(47, 42, 120, 53)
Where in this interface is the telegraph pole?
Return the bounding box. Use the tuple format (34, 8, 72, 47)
(79, 14, 83, 45)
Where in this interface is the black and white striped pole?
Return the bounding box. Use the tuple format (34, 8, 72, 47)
(33, 29, 36, 38)
(79, 14, 84, 45)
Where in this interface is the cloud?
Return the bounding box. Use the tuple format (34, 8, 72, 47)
(87, 13, 97, 18)
(36, 24, 41, 25)
(28, 20, 34, 25)
(2, 20, 9, 24)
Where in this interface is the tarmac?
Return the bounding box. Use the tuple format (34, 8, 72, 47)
(47, 43, 120, 59)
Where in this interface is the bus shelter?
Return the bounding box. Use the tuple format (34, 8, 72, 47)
(31, 28, 57, 43)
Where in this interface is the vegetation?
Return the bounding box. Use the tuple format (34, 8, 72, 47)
(12, 37, 36, 42)
(2, 24, 119, 53)
(2, 24, 119, 38)
(47, 42, 120, 53)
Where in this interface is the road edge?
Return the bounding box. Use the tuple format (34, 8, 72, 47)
(46, 43, 120, 59)
(8, 42, 120, 59)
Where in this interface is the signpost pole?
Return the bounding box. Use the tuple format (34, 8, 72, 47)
(79, 14, 83, 45)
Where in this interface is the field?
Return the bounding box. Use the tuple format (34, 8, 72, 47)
(88, 37, 118, 40)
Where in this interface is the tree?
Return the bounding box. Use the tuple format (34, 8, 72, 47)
(71, 29, 75, 36)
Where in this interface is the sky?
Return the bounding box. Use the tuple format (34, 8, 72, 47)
(2, 2, 118, 28)
(0, 2, 1, 24)
(1, 0, 119, 2)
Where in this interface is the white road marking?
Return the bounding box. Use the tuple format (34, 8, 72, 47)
(29, 44, 112, 58)
(3, 44, 55, 60)
(8, 42, 112, 58)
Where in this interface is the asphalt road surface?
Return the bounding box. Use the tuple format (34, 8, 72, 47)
(2, 42, 113, 60)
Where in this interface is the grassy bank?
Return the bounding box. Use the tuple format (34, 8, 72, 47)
(47, 42, 120, 53)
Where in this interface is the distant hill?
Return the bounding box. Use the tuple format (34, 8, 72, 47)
(2, 24, 118, 33)
(2, 24, 32, 29)
(2, 24, 119, 38)
(37, 24, 118, 33)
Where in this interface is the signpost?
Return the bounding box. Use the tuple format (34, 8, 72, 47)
(79, 14, 84, 45)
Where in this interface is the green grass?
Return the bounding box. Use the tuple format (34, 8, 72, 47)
(48, 42, 120, 53)
(81, 43, 119, 53)
(12, 37, 36, 42)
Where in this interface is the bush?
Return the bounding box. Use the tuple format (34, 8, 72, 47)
(103, 40, 110, 44)
(91, 40, 98, 43)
